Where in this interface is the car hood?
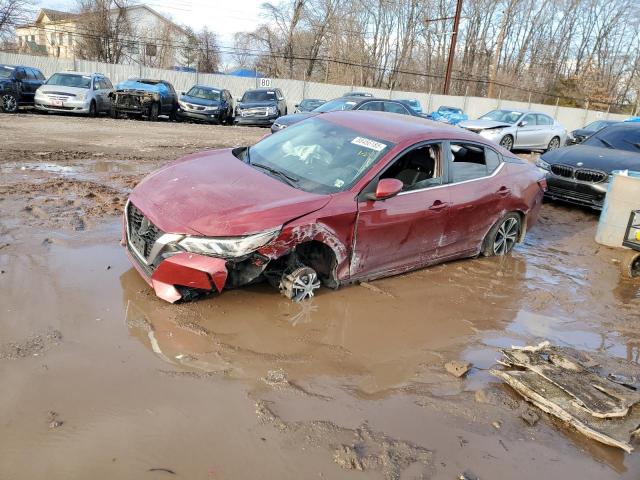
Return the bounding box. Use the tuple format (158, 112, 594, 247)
(542, 145, 640, 173)
(459, 119, 512, 130)
(39, 85, 89, 96)
(129, 149, 331, 236)
(180, 95, 220, 107)
(275, 112, 319, 126)
(238, 100, 277, 108)
(570, 128, 593, 138)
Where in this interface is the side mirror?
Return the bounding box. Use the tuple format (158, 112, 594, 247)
(518, 120, 528, 127)
(180, 91, 186, 96)
(366, 178, 403, 201)
(294, 104, 299, 108)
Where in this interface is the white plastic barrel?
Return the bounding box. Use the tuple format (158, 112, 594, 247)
(595, 170, 640, 247)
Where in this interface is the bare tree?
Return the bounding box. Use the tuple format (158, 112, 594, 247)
(74, 0, 133, 63)
(0, 0, 32, 43)
(197, 27, 219, 73)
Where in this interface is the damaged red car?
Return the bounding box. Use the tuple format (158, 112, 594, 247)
(123, 111, 546, 303)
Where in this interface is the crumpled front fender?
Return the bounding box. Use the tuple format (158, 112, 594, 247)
(150, 252, 227, 303)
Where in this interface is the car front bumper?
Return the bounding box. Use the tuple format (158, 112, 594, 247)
(235, 114, 279, 126)
(177, 109, 222, 123)
(544, 174, 608, 209)
(35, 96, 92, 113)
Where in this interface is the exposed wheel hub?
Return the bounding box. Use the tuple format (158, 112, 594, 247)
(280, 266, 321, 302)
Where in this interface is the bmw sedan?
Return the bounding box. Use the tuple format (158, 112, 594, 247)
(460, 109, 567, 152)
(537, 122, 640, 210)
(123, 111, 545, 303)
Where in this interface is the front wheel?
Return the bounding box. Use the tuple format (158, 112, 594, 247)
(148, 102, 160, 121)
(499, 135, 514, 151)
(279, 266, 321, 302)
(88, 101, 97, 117)
(546, 136, 560, 152)
(621, 250, 640, 279)
(1, 93, 18, 113)
(110, 108, 120, 119)
(482, 213, 521, 257)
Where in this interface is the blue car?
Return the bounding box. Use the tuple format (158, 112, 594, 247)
(177, 85, 234, 124)
(427, 105, 468, 125)
(110, 78, 178, 121)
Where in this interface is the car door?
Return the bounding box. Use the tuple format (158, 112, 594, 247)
(536, 114, 555, 144)
(28, 68, 45, 95)
(438, 142, 507, 257)
(102, 77, 113, 111)
(514, 113, 543, 148)
(351, 141, 450, 278)
(14, 67, 29, 103)
(163, 82, 177, 113)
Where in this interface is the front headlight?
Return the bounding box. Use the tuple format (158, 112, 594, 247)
(484, 128, 503, 136)
(206, 106, 219, 111)
(273, 123, 286, 130)
(178, 100, 188, 109)
(536, 158, 550, 170)
(178, 227, 281, 258)
(76, 93, 86, 101)
(267, 105, 277, 114)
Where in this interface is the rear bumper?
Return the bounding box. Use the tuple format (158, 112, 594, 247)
(544, 175, 608, 209)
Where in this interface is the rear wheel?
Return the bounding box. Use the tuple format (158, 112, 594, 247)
(1, 93, 18, 113)
(110, 108, 120, 119)
(546, 136, 560, 152)
(280, 266, 321, 302)
(482, 213, 521, 256)
(499, 135, 513, 151)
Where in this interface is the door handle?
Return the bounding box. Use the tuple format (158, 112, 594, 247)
(497, 186, 511, 196)
(428, 200, 449, 211)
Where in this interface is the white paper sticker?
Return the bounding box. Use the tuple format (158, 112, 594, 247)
(351, 136, 386, 152)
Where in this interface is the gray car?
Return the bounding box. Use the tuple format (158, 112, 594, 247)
(35, 72, 113, 116)
(459, 109, 567, 152)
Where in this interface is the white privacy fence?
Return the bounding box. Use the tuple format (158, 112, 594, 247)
(0, 51, 630, 131)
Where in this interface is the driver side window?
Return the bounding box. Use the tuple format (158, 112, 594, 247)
(521, 114, 536, 126)
(380, 143, 443, 191)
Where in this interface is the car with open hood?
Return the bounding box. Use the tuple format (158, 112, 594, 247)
(537, 122, 640, 210)
(123, 111, 546, 304)
(566, 119, 619, 145)
(176, 85, 233, 124)
(459, 109, 567, 152)
(234, 88, 287, 126)
(0, 64, 46, 113)
(110, 78, 178, 121)
(271, 96, 419, 133)
(34, 72, 113, 116)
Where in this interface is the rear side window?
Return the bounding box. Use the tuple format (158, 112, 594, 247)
(26, 69, 37, 80)
(104, 78, 113, 89)
(536, 114, 553, 125)
(32, 69, 45, 80)
(358, 101, 384, 112)
(450, 142, 501, 183)
(384, 102, 410, 115)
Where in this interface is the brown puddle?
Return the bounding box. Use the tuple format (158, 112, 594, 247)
(1, 116, 640, 479)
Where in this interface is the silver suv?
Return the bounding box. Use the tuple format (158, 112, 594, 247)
(35, 72, 113, 116)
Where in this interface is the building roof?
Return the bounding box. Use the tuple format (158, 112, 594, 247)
(40, 8, 80, 22)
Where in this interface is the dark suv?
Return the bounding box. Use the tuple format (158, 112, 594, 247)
(0, 64, 46, 113)
(235, 88, 287, 126)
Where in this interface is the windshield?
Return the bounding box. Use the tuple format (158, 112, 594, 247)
(299, 99, 324, 110)
(46, 73, 91, 89)
(583, 126, 640, 153)
(584, 120, 614, 132)
(242, 90, 276, 102)
(479, 109, 523, 124)
(313, 98, 358, 113)
(186, 87, 220, 101)
(0, 66, 14, 78)
(242, 117, 393, 194)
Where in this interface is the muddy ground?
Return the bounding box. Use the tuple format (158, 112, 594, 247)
(1, 113, 639, 479)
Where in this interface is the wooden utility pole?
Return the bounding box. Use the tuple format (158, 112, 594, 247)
(443, 0, 463, 95)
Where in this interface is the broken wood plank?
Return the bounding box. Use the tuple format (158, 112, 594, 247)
(491, 368, 640, 452)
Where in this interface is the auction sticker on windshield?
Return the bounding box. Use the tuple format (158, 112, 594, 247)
(351, 137, 386, 152)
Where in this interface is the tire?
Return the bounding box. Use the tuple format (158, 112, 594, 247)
(546, 136, 560, 152)
(621, 250, 640, 279)
(499, 135, 514, 151)
(169, 107, 177, 122)
(482, 213, 521, 257)
(279, 266, 321, 302)
(1, 93, 18, 113)
(110, 108, 119, 119)
(148, 102, 160, 121)
(88, 101, 97, 117)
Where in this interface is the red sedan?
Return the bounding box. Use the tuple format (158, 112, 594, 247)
(123, 111, 546, 303)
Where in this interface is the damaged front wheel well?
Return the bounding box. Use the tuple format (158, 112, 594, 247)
(266, 240, 339, 289)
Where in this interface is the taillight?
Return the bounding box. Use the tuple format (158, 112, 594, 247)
(537, 178, 547, 192)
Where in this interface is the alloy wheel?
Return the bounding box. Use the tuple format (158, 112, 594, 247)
(500, 136, 513, 151)
(547, 137, 560, 150)
(2, 94, 18, 113)
(280, 267, 321, 302)
(493, 217, 519, 255)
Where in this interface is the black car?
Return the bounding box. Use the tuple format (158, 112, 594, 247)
(566, 119, 619, 145)
(110, 78, 178, 121)
(235, 88, 287, 126)
(0, 64, 46, 113)
(342, 91, 373, 97)
(537, 122, 640, 210)
(271, 96, 419, 133)
(177, 85, 234, 124)
(294, 98, 325, 113)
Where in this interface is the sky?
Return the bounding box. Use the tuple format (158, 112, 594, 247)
(35, 0, 266, 47)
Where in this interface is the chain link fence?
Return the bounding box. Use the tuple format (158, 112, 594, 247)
(0, 51, 630, 130)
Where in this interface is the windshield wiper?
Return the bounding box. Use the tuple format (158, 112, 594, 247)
(598, 138, 614, 149)
(252, 162, 299, 187)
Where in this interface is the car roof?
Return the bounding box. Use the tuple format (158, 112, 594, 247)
(246, 88, 278, 92)
(54, 71, 97, 76)
(319, 110, 481, 144)
(192, 85, 221, 90)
